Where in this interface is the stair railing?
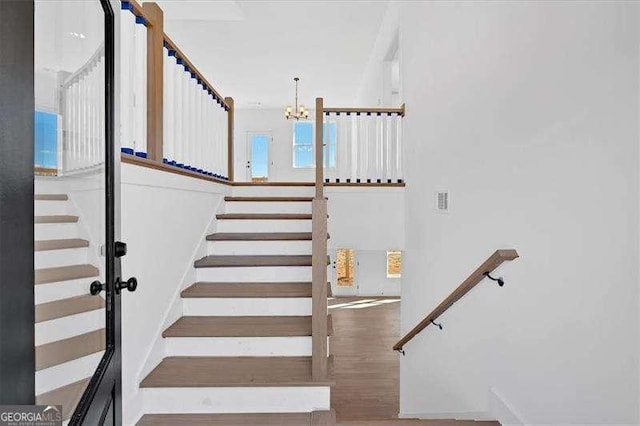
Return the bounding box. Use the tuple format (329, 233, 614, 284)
(393, 249, 519, 354)
(59, 43, 106, 174)
(119, 0, 235, 181)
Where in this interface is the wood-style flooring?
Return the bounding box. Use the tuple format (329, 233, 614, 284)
(329, 297, 401, 421)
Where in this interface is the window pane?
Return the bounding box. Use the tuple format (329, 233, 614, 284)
(293, 145, 314, 168)
(323, 122, 337, 168)
(336, 249, 355, 286)
(294, 122, 313, 145)
(387, 250, 402, 278)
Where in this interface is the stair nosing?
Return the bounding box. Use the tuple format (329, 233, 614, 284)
(35, 194, 69, 201)
(181, 282, 332, 298)
(34, 238, 90, 252)
(35, 264, 99, 285)
(162, 315, 333, 338)
(216, 213, 312, 220)
(35, 328, 106, 371)
(34, 215, 79, 224)
(35, 294, 105, 323)
(194, 255, 317, 268)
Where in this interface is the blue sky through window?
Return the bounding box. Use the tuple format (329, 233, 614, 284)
(35, 111, 58, 169)
(293, 122, 336, 168)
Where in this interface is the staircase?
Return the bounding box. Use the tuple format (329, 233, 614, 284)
(137, 185, 333, 425)
(33, 191, 105, 421)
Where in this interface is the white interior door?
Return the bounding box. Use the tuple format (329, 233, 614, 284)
(246, 132, 271, 182)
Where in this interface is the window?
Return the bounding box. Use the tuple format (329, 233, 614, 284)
(34, 111, 58, 171)
(336, 248, 355, 286)
(292, 121, 337, 168)
(386, 250, 402, 278)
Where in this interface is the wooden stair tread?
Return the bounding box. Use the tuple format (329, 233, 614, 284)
(35, 215, 79, 224)
(225, 196, 313, 202)
(36, 378, 90, 421)
(195, 255, 319, 268)
(36, 329, 105, 370)
(140, 356, 331, 387)
(163, 315, 332, 337)
(207, 232, 313, 241)
(36, 294, 105, 323)
(138, 413, 313, 426)
(181, 282, 332, 298)
(35, 194, 69, 201)
(217, 213, 312, 220)
(35, 238, 89, 251)
(35, 264, 99, 285)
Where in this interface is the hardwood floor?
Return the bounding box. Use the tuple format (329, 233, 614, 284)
(329, 297, 401, 421)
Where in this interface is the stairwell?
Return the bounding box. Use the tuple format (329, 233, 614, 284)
(33, 191, 105, 421)
(137, 184, 333, 424)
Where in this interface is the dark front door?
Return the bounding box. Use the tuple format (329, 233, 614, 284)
(32, 0, 129, 424)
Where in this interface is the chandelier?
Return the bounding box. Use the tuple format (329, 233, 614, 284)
(284, 77, 309, 120)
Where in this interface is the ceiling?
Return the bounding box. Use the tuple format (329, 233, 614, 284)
(157, 1, 389, 109)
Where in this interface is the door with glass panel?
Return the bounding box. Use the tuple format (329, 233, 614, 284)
(247, 132, 271, 182)
(34, 0, 130, 424)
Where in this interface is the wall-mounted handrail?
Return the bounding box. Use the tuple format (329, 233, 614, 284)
(393, 249, 519, 352)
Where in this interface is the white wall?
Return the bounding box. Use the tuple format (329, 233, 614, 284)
(327, 187, 404, 296)
(119, 164, 229, 424)
(359, 1, 640, 423)
(234, 108, 315, 182)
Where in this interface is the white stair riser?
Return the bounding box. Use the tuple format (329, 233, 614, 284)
(34, 247, 89, 269)
(35, 279, 97, 304)
(196, 266, 312, 283)
(217, 220, 311, 233)
(207, 240, 311, 256)
(165, 337, 312, 357)
(35, 223, 81, 240)
(35, 351, 104, 395)
(183, 298, 312, 316)
(224, 202, 311, 214)
(34, 200, 70, 216)
(35, 309, 105, 346)
(231, 187, 315, 197)
(141, 387, 330, 414)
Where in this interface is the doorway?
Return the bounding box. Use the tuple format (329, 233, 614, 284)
(247, 132, 271, 182)
(330, 248, 359, 296)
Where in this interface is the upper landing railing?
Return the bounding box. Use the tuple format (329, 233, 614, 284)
(310, 99, 405, 380)
(119, 0, 234, 181)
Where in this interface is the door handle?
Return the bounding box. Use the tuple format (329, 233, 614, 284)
(116, 277, 137, 294)
(89, 277, 138, 295)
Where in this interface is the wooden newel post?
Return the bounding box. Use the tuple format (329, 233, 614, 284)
(315, 97, 324, 198)
(143, 2, 164, 162)
(225, 96, 234, 181)
(312, 97, 328, 381)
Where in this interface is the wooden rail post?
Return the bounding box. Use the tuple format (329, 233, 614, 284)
(225, 97, 234, 181)
(143, 2, 163, 162)
(312, 97, 328, 380)
(315, 97, 324, 197)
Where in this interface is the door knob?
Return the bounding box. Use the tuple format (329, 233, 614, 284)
(89, 277, 137, 295)
(89, 280, 104, 296)
(116, 277, 137, 294)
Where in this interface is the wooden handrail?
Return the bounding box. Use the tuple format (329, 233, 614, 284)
(162, 33, 229, 111)
(312, 97, 328, 380)
(393, 249, 519, 352)
(323, 104, 405, 117)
